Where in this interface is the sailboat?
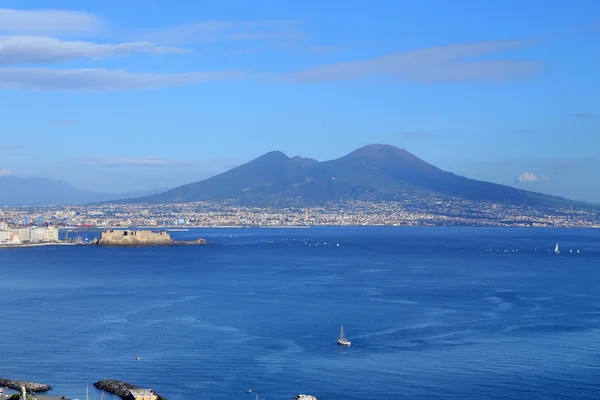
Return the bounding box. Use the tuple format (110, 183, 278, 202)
(337, 325, 351, 346)
(554, 243, 560, 254)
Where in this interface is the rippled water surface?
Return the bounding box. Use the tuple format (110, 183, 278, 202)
(1, 227, 600, 400)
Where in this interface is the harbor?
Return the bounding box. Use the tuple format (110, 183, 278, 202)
(0, 378, 317, 400)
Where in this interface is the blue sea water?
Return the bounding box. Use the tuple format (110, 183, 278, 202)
(1, 227, 600, 400)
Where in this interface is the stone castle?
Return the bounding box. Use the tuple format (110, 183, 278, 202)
(98, 230, 174, 246)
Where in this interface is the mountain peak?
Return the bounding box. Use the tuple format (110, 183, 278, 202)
(346, 143, 414, 160)
(259, 150, 289, 160)
(119, 143, 583, 208)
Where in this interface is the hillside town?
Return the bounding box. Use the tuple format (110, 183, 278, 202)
(1, 195, 599, 230)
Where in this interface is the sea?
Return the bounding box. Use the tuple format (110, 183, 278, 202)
(1, 227, 600, 400)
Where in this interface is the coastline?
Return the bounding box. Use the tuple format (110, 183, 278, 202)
(0, 242, 77, 249)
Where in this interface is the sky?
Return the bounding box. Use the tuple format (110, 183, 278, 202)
(0, 0, 599, 202)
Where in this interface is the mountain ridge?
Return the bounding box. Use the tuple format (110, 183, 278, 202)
(0, 175, 167, 206)
(118, 144, 588, 208)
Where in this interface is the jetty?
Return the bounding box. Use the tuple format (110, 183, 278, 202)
(94, 380, 166, 400)
(0, 378, 51, 392)
(94, 230, 206, 246)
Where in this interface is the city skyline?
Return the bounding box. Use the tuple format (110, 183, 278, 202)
(1, 1, 599, 202)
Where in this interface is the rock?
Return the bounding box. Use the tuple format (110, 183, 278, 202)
(0, 379, 52, 392)
(94, 380, 166, 400)
(94, 380, 139, 399)
(294, 395, 317, 400)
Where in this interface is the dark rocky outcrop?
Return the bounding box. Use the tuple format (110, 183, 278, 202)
(0, 379, 51, 392)
(93, 380, 166, 400)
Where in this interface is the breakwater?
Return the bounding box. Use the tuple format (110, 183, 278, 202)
(0, 378, 51, 392)
(93, 380, 166, 400)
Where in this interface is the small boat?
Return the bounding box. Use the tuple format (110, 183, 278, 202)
(554, 243, 560, 254)
(337, 325, 351, 346)
(136, 355, 141, 360)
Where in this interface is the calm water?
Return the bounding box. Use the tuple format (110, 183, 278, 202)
(1, 227, 600, 400)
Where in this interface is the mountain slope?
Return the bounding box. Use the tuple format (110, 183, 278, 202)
(121, 144, 585, 207)
(0, 176, 166, 206)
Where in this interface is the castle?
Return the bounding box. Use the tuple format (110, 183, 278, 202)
(97, 230, 174, 246)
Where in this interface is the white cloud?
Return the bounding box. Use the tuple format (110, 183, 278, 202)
(541, 175, 550, 181)
(148, 20, 304, 45)
(0, 36, 191, 66)
(0, 68, 249, 91)
(0, 8, 101, 35)
(517, 172, 540, 182)
(282, 40, 542, 84)
(0, 168, 12, 176)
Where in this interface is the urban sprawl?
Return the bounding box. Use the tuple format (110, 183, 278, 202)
(1, 195, 599, 244)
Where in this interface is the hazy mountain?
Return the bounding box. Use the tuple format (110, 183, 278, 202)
(0, 175, 167, 206)
(121, 144, 586, 207)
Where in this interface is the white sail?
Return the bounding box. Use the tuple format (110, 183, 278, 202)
(337, 325, 351, 346)
(554, 243, 560, 254)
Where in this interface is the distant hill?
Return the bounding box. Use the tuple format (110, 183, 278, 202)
(0, 175, 167, 206)
(120, 144, 586, 207)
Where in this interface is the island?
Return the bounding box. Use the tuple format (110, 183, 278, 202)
(93, 230, 206, 246)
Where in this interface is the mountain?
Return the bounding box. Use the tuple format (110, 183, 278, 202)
(121, 144, 585, 207)
(0, 175, 167, 206)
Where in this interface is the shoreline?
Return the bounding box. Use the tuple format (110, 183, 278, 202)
(58, 224, 600, 230)
(0, 242, 77, 249)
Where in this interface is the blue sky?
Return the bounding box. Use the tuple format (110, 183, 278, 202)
(0, 0, 599, 201)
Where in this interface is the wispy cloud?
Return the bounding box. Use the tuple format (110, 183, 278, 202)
(0, 145, 22, 150)
(0, 36, 190, 66)
(396, 132, 442, 139)
(573, 113, 594, 119)
(75, 156, 198, 167)
(0, 8, 101, 35)
(282, 40, 542, 84)
(0, 168, 12, 176)
(0, 68, 249, 91)
(74, 156, 240, 168)
(148, 20, 304, 45)
(553, 161, 576, 175)
(51, 120, 79, 126)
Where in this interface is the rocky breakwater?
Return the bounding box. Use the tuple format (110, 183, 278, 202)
(94, 380, 166, 400)
(0, 378, 51, 392)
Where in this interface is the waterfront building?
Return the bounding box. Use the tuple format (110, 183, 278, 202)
(127, 389, 157, 400)
(6, 226, 58, 243)
(0, 230, 22, 245)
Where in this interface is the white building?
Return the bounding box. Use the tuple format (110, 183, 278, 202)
(0, 221, 8, 231)
(7, 227, 59, 243)
(0, 230, 22, 245)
